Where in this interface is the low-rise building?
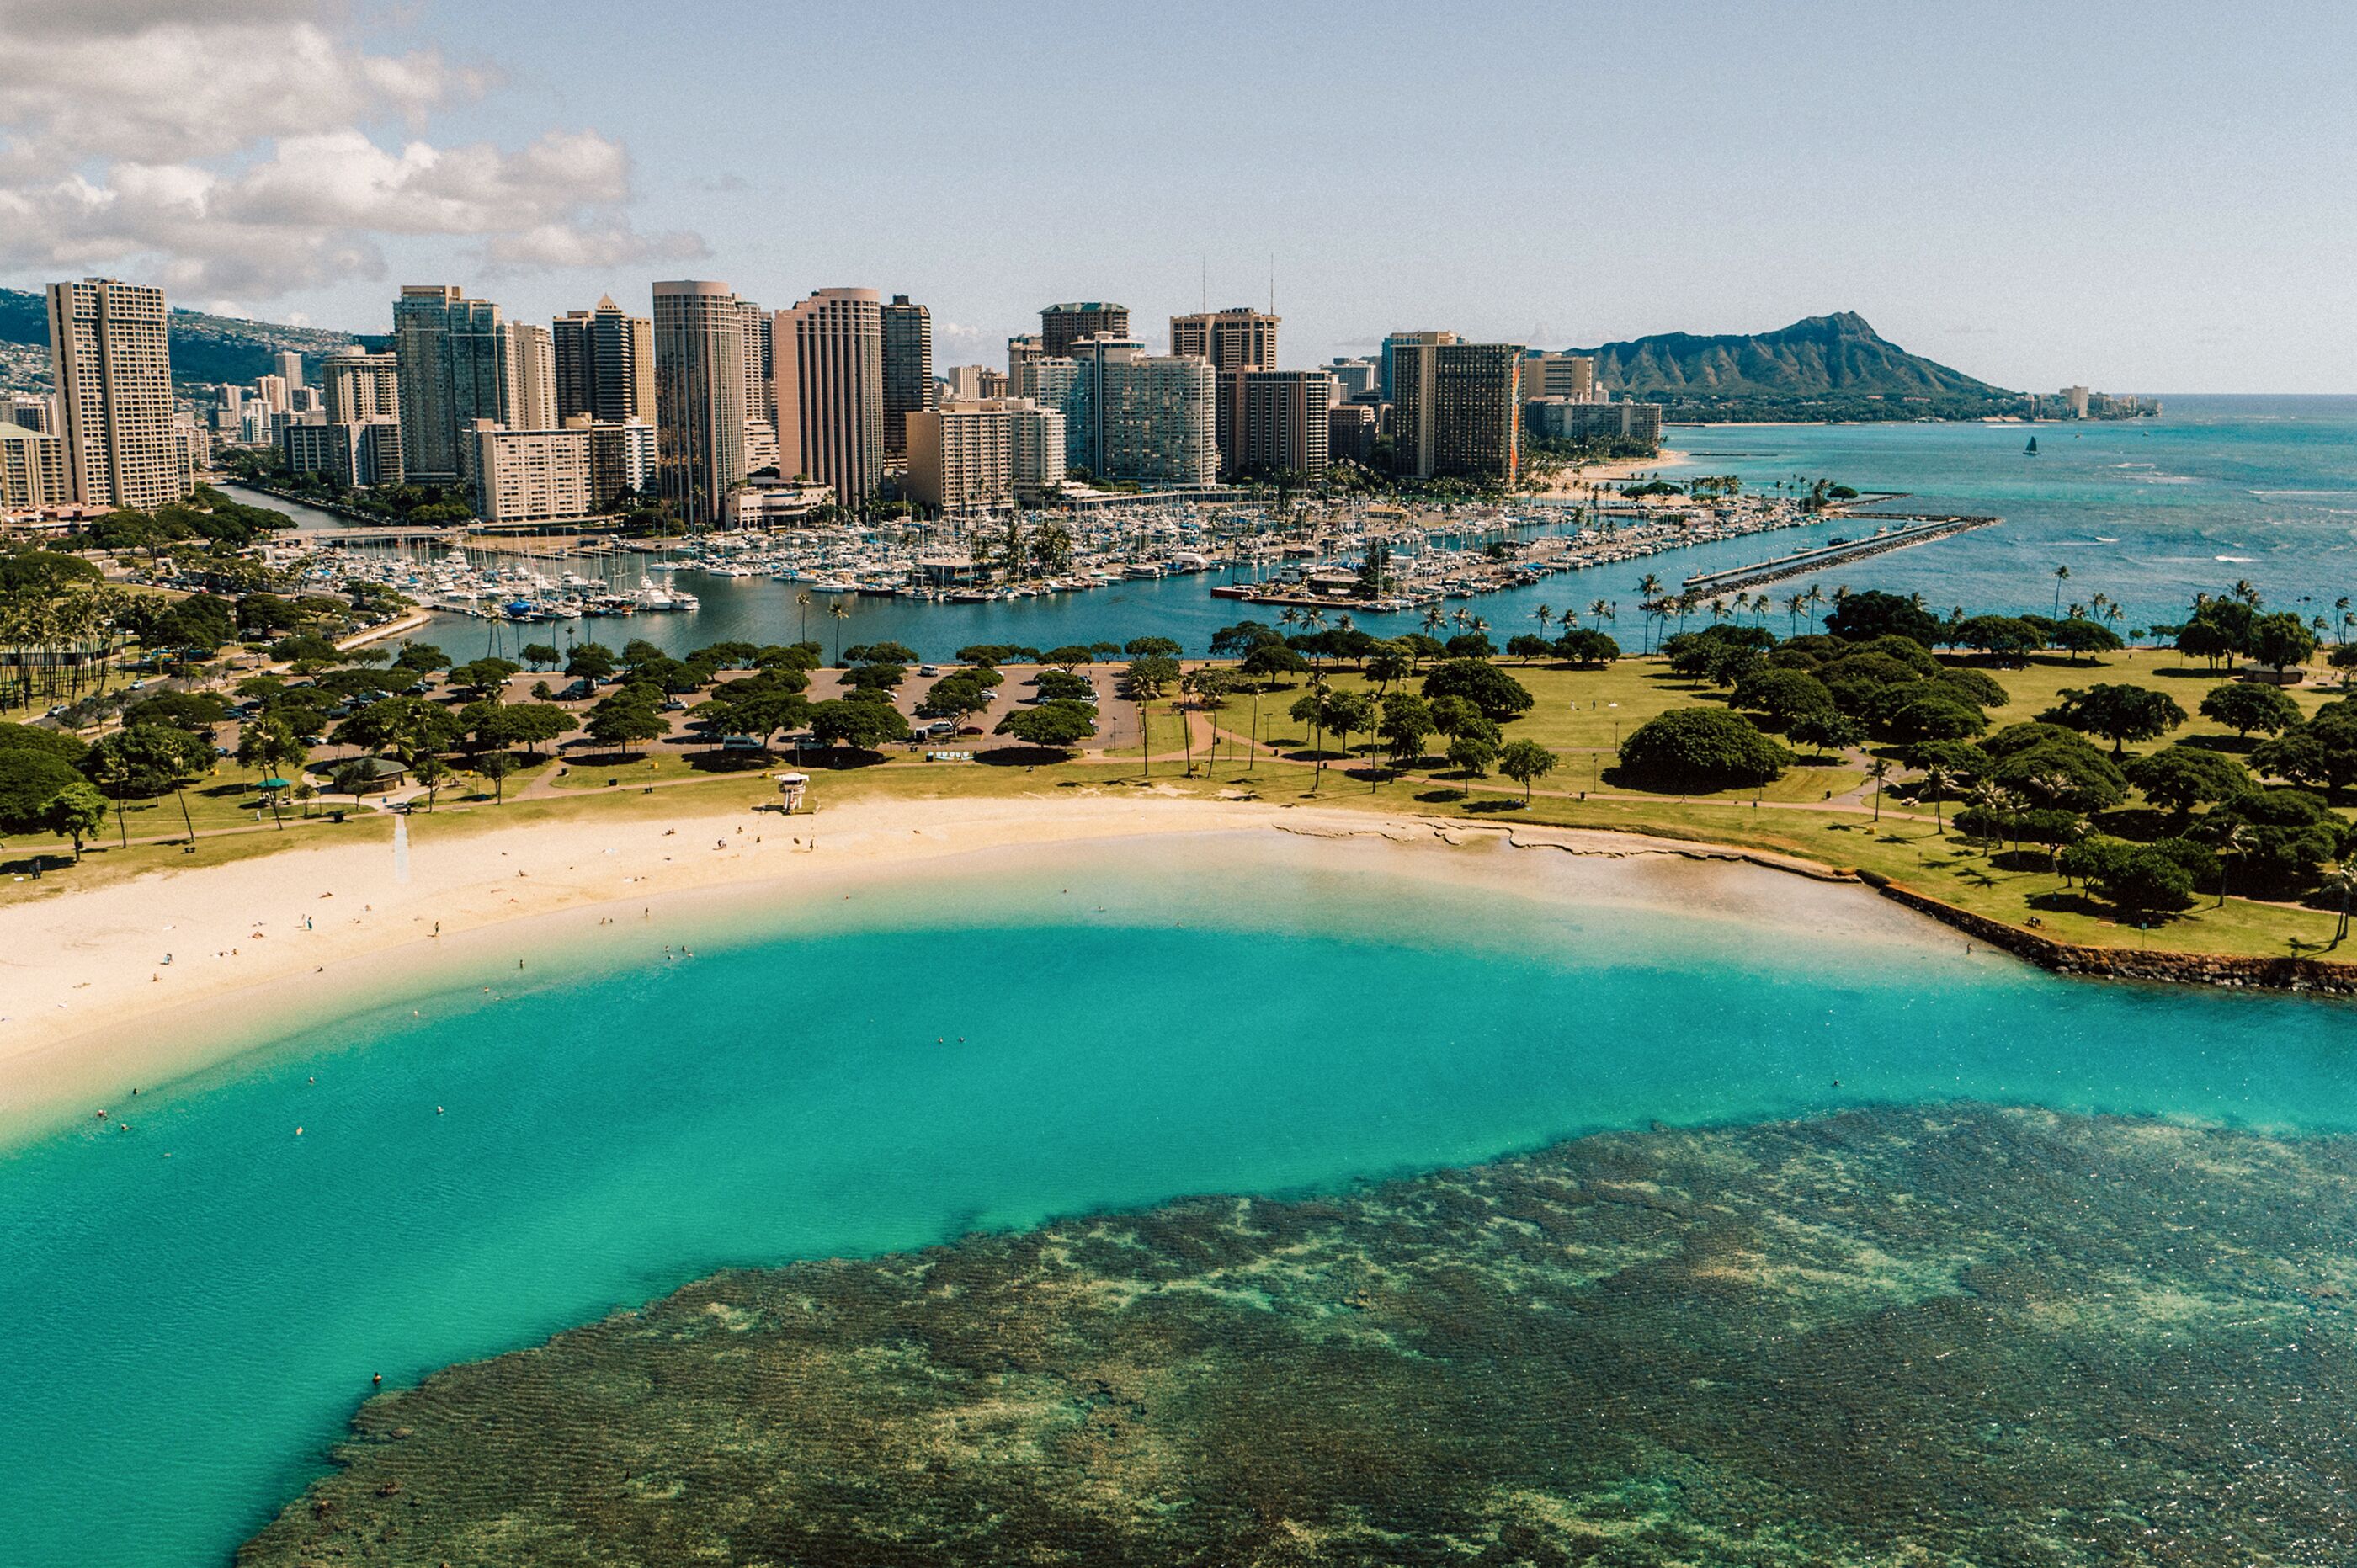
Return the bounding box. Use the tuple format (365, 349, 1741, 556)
(284, 418, 406, 489)
(723, 472, 837, 527)
(1524, 397, 1662, 445)
(904, 396, 1068, 513)
(465, 421, 594, 526)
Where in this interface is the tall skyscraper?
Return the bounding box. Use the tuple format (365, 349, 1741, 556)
(45, 278, 184, 509)
(1390, 333, 1521, 482)
(652, 281, 748, 525)
(1040, 302, 1130, 359)
(774, 288, 885, 512)
(553, 297, 656, 424)
(881, 294, 934, 460)
(1242, 369, 1333, 479)
(500, 322, 557, 430)
(274, 349, 303, 389)
(1170, 307, 1279, 477)
(392, 284, 504, 483)
(322, 347, 401, 424)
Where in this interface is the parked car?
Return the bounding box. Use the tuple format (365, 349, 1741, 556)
(720, 734, 764, 752)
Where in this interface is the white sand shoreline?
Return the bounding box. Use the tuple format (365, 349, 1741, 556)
(0, 789, 1859, 1145)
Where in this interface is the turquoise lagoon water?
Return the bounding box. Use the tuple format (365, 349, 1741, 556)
(327, 394, 2357, 664)
(6, 832, 2357, 1565)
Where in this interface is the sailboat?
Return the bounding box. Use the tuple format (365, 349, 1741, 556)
(2024, 436, 2040, 455)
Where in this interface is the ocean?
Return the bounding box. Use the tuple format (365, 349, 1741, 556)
(4, 832, 2355, 1565)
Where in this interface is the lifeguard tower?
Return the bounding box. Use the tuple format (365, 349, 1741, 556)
(774, 772, 810, 812)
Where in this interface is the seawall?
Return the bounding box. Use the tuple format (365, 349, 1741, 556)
(1866, 875, 2357, 997)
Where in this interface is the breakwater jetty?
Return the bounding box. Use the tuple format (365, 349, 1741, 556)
(1679, 513, 1999, 601)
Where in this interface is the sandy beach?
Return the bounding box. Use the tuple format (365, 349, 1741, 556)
(1530, 449, 1686, 495)
(0, 788, 1846, 1143)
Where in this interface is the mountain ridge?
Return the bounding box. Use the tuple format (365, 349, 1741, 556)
(1569, 312, 2019, 419)
(0, 287, 367, 391)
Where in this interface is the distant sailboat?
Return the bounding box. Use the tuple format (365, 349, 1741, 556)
(2025, 436, 2040, 455)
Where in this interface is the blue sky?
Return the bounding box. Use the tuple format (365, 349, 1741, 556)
(3, 0, 2349, 391)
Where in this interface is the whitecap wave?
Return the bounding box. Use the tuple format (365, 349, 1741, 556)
(2214, 555, 2258, 562)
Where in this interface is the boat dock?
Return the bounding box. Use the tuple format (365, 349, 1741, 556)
(1678, 513, 2000, 602)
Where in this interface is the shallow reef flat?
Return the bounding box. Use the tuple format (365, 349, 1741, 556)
(241, 1106, 2357, 1567)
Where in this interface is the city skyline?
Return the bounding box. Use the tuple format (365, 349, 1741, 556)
(3, 3, 2352, 392)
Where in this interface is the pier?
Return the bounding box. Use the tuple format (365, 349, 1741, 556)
(1678, 513, 2000, 601)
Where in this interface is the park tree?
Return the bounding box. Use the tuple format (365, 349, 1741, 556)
(1551, 628, 1620, 667)
(41, 781, 109, 860)
(1730, 667, 1837, 731)
(1447, 734, 1498, 777)
(519, 642, 561, 671)
(1822, 589, 1943, 646)
(2060, 836, 2197, 922)
(585, 692, 668, 754)
(566, 641, 620, 681)
(2200, 682, 2301, 739)
(2123, 745, 2253, 817)
(1498, 739, 1558, 803)
(995, 700, 1097, 752)
(2200, 787, 2351, 894)
(1378, 692, 1434, 769)
(2041, 683, 2188, 756)
(0, 749, 83, 841)
(2250, 611, 2319, 675)
(1788, 709, 1864, 758)
(80, 723, 214, 847)
(1617, 709, 1792, 791)
(808, 696, 911, 752)
(1419, 659, 1534, 723)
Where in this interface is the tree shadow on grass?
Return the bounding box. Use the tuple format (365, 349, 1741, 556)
(1460, 797, 1526, 814)
(977, 745, 1078, 767)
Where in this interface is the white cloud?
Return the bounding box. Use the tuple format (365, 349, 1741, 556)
(0, 3, 702, 301)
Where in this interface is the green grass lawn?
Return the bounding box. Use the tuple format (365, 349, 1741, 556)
(11, 646, 2354, 961)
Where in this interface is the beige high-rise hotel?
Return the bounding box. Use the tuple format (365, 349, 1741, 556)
(45, 278, 185, 510)
(774, 288, 885, 512)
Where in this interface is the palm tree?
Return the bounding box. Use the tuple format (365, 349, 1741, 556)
(2213, 822, 2250, 909)
(1785, 591, 1808, 635)
(1420, 605, 1446, 637)
(1636, 573, 1663, 652)
(1805, 583, 1825, 633)
(1865, 757, 1891, 822)
(828, 600, 851, 665)
(2327, 865, 2356, 946)
(1919, 763, 1956, 836)
(795, 589, 813, 645)
(1590, 598, 1613, 628)
(1533, 603, 1553, 637)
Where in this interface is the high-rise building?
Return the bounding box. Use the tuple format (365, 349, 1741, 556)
(45, 278, 184, 510)
(1327, 358, 1380, 402)
(322, 348, 401, 424)
(774, 287, 885, 512)
(881, 294, 934, 460)
(1170, 307, 1279, 478)
(737, 299, 775, 427)
(274, 349, 304, 389)
(1390, 333, 1521, 482)
(553, 296, 656, 424)
(501, 322, 558, 431)
(1327, 402, 1378, 466)
(6, 393, 56, 434)
(1010, 355, 1084, 468)
(1520, 351, 1596, 402)
(1379, 331, 1432, 402)
(0, 427, 68, 509)
(1006, 332, 1045, 381)
(1242, 369, 1333, 479)
(578, 417, 658, 508)
(392, 284, 504, 483)
(1040, 302, 1130, 359)
(1069, 337, 1216, 486)
(652, 281, 748, 526)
